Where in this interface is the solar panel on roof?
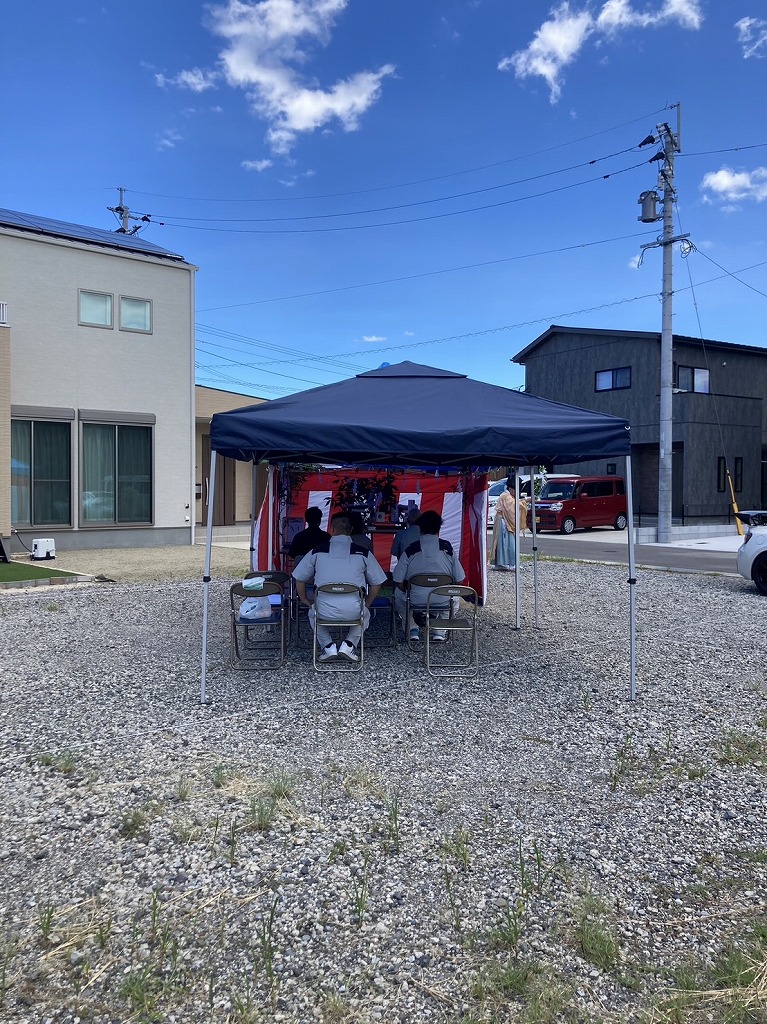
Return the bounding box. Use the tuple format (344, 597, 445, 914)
(0, 207, 186, 261)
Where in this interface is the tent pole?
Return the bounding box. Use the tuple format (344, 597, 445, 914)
(530, 466, 540, 628)
(514, 465, 521, 629)
(625, 453, 637, 700)
(250, 461, 258, 571)
(267, 465, 275, 571)
(200, 450, 218, 705)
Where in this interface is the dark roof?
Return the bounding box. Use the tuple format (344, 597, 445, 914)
(513, 324, 767, 363)
(0, 207, 187, 262)
(210, 360, 631, 468)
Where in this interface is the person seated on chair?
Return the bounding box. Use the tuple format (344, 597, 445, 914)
(288, 506, 331, 562)
(392, 509, 465, 642)
(390, 505, 421, 563)
(292, 513, 386, 663)
(347, 510, 373, 553)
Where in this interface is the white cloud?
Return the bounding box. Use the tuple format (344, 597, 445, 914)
(736, 16, 767, 58)
(628, 255, 641, 269)
(155, 67, 219, 92)
(700, 166, 767, 203)
(162, 0, 395, 155)
(157, 128, 183, 150)
(501, 0, 703, 101)
(362, 335, 386, 343)
(242, 158, 273, 171)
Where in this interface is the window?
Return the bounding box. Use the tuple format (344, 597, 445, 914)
(676, 365, 710, 393)
(120, 296, 152, 332)
(82, 421, 153, 524)
(11, 419, 72, 526)
(595, 366, 631, 391)
(718, 457, 744, 493)
(79, 290, 113, 327)
(717, 457, 727, 493)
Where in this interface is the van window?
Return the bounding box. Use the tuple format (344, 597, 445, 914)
(540, 481, 576, 500)
(595, 481, 614, 497)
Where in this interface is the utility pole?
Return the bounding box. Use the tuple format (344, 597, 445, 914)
(637, 103, 686, 544)
(107, 187, 151, 235)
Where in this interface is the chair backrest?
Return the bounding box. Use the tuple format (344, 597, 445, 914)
(315, 583, 364, 597)
(245, 570, 291, 588)
(230, 580, 283, 607)
(430, 584, 477, 602)
(408, 572, 454, 590)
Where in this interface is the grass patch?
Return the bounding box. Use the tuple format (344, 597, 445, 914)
(718, 730, 767, 768)
(0, 561, 78, 583)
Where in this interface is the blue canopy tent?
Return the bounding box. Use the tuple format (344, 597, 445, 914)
(201, 362, 636, 698)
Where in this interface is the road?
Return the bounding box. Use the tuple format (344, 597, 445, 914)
(512, 529, 739, 575)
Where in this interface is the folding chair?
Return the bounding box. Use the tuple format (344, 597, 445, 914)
(230, 581, 287, 670)
(423, 584, 479, 678)
(245, 571, 296, 640)
(365, 578, 396, 648)
(312, 583, 365, 672)
(404, 573, 454, 650)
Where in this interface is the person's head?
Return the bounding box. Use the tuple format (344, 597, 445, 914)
(348, 511, 367, 535)
(330, 513, 352, 536)
(406, 505, 421, 525)
(416, 509, 442, 536)
(305, 506, 323, 527)
(505, 475, 516, 492)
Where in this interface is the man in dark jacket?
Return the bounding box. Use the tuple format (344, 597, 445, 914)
(289, 507, 330, 562)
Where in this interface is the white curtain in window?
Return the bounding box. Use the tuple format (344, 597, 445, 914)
(120, 297, 151, 331)
(80, 291, 112, 326)
(82, 424, 116, 522)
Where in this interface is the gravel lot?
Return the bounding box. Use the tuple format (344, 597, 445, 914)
(1, 553, 766, 1024)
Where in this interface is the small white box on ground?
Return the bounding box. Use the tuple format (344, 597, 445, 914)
(32, 538, 56, 560)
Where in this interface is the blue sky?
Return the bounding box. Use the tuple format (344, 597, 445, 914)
(2, 0, 766, 398)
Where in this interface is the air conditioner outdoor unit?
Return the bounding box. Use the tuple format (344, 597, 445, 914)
(32, 538, 56, 560)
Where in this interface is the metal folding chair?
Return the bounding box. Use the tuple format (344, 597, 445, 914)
(312, 583, 365, 672)
(404, 572, 454, 650)
(245, 571, 296, 640)
(423, 584, 479, 678)
(229, 581, 287, 670)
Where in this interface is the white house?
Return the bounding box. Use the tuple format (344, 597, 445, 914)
(1, 207, 198, 552)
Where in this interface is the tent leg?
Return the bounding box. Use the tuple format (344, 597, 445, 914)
(250, 462, 258, 572)
(200, 451, 218, 705)
(625, 453, 637, 700)
(529, 466, 540, 628)
(514, 465, 521, 630)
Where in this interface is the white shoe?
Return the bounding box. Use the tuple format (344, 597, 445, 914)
(338, 640, 359, 662)
(409, 627, 421, 642)
(319, 643, 338, 662)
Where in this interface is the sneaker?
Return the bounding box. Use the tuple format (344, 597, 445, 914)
(318, 643, 338, 662)
(338, 640, 359, 662)
(430, 632, 447, 642)
(409, 627, 421, 642)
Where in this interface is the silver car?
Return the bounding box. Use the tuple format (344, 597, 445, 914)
(735, 510, 767, 596)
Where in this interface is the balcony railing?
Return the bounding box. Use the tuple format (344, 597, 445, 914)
(0, 301, 7, 325)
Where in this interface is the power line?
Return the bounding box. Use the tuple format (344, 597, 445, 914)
(150, 147, 642, 225)
(127, 105, 673, 205)
(154, 159, 650, 235)
(197, 230, 656, 312)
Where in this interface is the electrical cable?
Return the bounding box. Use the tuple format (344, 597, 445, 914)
(197, 229, 657, 312)
(147, 159, 651, 235)
(125, 104, 673, 204)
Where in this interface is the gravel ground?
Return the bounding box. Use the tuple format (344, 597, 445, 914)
(1, 554, 766, 1024)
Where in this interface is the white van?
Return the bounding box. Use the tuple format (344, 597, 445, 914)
(486, 474, 579, 527)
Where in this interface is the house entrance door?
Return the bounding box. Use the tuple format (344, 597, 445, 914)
(201, 435, 236, 527)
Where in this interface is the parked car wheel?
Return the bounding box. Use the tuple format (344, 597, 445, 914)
(614, 513, 628, 531)
(753, 553, 767, 596)
(560, 516, 576, 535)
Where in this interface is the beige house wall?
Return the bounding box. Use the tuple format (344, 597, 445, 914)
(194, 386, 267, 525)
(0, 322, 10, 539)
(2, 223, 196, 550)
